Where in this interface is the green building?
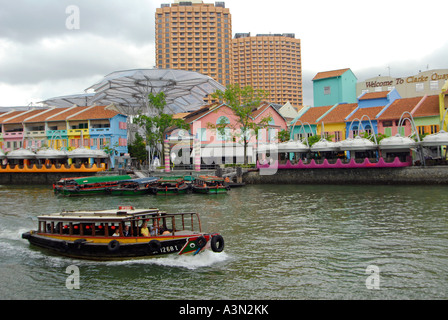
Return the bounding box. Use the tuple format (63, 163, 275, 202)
(312, 68, 357, 107)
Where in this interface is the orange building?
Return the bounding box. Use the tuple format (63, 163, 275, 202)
(231, 33, 303, 108)
(155, 0, 232, 86)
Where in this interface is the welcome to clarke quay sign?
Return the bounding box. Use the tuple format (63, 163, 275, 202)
(365, 72, 448, 88)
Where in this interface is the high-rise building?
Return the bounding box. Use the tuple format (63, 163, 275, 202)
(231, 33, 303, 108)
(155, 1, 232, 86)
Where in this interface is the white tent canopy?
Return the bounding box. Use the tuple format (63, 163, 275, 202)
(86, 69, 225, 115)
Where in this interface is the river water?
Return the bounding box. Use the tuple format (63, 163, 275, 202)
(0, 183, 447, 300)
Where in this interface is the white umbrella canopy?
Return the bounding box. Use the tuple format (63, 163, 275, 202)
(68, 147, 108, 159)
(421, 130, 448, 147)
(339, 136, 378, 151)
(36, 148, 68, 159)
(6, 148, 36, 159)
(277, 140, 309, 153)
(310, 139, 340, 152)
(379, 134, 417, 150)
(86, 69, 225, 115)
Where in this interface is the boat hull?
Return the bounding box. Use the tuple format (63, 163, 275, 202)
(192, 186, 229, 194)
(152, 185, 190, 196)
(22, 231, 218, 260)
(109, 188, 151, 196)
(56, 187, 109, 196)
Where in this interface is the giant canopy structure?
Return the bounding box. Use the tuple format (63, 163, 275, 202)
(41, 93, 95, 108)
(41, 69, 225, 116)
(85, 69, 225, 116)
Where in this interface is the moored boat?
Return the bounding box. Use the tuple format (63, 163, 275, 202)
(151, 176, 190, 195)
(53, 175, 132, 196)
(108, 177, 159, 196)
(192, 175, 230, 194)
(21, 207, 224, 260)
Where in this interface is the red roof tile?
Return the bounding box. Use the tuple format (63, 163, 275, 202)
(359, 91, 390, 100)
(46, 106, 91, 121)
(321, 103, 358, 123)
(413, 95, 440, 118)
(377, 97, 423, 120)
(346, 106, 385, 121)
(68, 105, 119, 120)
(295, 105, 333, 125)
(312, 68, 350, 81)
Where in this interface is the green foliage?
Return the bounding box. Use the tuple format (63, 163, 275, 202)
(277, 129, 290, 143)
(211, 84, 272, 164)
(133, 92, 190, 157)
(127, 133, 147, 162)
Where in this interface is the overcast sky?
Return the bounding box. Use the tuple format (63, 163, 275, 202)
(0, 0, 447, 108)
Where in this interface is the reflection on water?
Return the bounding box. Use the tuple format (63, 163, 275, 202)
(0, 183, 447, 299)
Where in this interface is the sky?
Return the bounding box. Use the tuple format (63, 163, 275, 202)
(0, 0, 447, 108)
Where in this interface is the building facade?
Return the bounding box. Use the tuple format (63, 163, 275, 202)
(312, 68, 357, 107)
(231, 33, 303, 108)
(357, 69, 448, 99)
(0, 105, 128, 168)
(155, 0, 232, 86)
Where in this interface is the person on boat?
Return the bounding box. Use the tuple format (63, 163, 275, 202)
(123, 225, 131, 237)
(141, 222, 150, 237)
(112, 229, 120, 237)
(150, 221, 159, 236)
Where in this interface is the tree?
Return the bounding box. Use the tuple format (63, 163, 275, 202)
(127, 133, 147, 163)
(277, 129, 290, 143)
(133, 92, 189, 161)
(211, 84, 271, 164)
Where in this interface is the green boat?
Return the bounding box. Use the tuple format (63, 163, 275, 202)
(151, 177, 190, 195)
(54, 175, 132, 197)
(192, 176, 230, 194)
(108, 177, 159, 196)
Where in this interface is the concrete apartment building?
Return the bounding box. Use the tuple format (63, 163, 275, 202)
(156, 1, 303, 110)
(155, 0, 232, 86)
(232, 33, 303, 108)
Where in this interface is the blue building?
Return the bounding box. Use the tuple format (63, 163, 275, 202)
(344, 89, 401, 138)
(312, 68, 357, 107)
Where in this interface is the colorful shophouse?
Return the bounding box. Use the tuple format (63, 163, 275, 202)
(170, 102, 287, 166)
(0, 105, 128, 169)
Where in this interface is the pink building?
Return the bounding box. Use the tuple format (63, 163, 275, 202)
(170, 102, 287, 166)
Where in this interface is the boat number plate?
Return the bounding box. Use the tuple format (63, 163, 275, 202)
(160, 245, 179, 253)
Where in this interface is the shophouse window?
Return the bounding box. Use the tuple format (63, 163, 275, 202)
(415, 83, 424, 92)
(383, 121, 393, 127)
(324, 86, 331, 95)
(430, 81, 439, 91)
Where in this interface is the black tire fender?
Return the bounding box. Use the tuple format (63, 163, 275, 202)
(74, 238, 87, 250)
(148, 240, 161, 252)
(210, 235, 224, 253)
(107, 240, 120, 252)
(196, 236, 207, 248)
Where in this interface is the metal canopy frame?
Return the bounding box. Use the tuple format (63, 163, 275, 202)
(85, 69, 225, 116)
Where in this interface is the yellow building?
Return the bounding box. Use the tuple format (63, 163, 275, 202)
(231, 33, 303, 108)
(155, 0, 232, 86)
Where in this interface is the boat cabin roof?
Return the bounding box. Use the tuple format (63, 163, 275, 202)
(37, 207, 199, 223)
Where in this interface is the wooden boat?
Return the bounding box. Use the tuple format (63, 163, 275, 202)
(53, 175, 132, 196)
(108, 177, 159, 196)
(151, 176, 190, 195)
(21, 207, 225, 260)
(192, 175, 230, 194)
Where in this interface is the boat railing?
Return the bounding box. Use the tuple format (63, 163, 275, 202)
(37, 211, 202, 238)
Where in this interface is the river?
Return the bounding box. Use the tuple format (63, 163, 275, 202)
(0, 183, 447, 300)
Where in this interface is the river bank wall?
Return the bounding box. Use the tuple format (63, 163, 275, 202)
(243, 166, 448, 185)
(0, 172, 97, 185)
